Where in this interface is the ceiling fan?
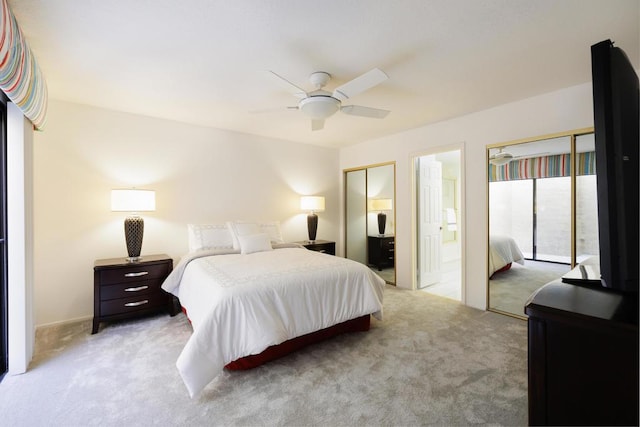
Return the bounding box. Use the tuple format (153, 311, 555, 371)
(267, 68, 390, 131)
(489, 147, 551, 166)
(489, 148, 514, 166)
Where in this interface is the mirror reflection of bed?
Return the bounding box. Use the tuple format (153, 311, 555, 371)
(487, 129, 598, 318)
(488, 235, 570, 315)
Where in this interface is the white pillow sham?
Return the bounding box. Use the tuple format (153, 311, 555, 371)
(238, 233, 273, 254)
(226, 221, 261, 250)
(258, 221, 285, 244)
(226, 221, 284, 249)
(187, 224, 234, 252)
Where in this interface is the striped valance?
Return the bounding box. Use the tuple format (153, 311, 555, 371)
(489, 152, 596, 182)
(0, 0, 48, 130)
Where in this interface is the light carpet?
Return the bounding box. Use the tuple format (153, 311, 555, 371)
(0, 285, 528, 426)
(489, 261, 569, 317)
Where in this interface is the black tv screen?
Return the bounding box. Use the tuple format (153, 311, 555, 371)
(591, 39, 639, 293)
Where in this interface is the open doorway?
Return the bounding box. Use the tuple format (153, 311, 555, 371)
(413, 147, 463, 301)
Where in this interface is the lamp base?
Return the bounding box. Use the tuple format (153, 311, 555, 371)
(307, 213, 318, 242)
(124, 215, 144, 259)
(377, 212, 387, 236)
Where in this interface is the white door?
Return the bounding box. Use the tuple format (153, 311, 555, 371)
(419, 156, 443, 287)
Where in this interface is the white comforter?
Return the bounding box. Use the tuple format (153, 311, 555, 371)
(489, 235, 525, 277)
(162, 246, 385, 397)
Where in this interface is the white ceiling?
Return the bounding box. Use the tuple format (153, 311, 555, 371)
(8, 0, 639, 148)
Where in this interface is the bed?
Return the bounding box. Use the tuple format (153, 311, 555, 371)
(162, 223, 385, 397)
(489, 235, 525, 277)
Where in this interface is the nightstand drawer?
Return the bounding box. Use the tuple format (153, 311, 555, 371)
(98, 262, 170, 285)
(381, 239, 395, 250)
(367, 235, 395, 270)
(100, 292, 169, 317)
(100, 280, 162, 301)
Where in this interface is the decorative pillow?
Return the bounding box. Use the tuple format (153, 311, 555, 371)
(258, 221, 285, 244)
(238, 233, 273, 255)
(226, 221, 261, 250)
(187, 224, 234, 252)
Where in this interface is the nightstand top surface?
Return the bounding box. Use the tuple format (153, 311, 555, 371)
(293, 239, 334, 245)
(94, 254, 171, 269)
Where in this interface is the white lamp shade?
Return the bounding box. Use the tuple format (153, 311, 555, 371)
(111, 189, 156, 212)
(369, 198, 393, 211)
(300, 196, 325, 212)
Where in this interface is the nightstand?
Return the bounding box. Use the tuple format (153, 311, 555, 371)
(295, 239, 336, 255)
(368, 235, 395, 270)
(92, 254, 178, 334)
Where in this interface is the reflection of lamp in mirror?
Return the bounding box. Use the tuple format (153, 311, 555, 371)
(370, 198, 393, 235)
(300, 196, 325, 242)
(111, 189, 156, 262)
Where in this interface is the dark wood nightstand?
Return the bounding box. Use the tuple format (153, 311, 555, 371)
(294, 240, 336, 255)
(368, 235, 395, 270)
(92, 254, 179, 334)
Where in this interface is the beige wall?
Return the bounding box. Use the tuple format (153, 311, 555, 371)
(33, 100, 339, 326)
(33, 81, 595, 325)
(339, 82, 594, 310)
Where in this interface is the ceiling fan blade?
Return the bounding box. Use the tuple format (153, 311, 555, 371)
(249, 106, 298, 114)
(513, 151, 551, 160)
(341, 105, 390, 119)
(269, 71, 308, 98)
(311, 119, 325, 131)
(332, 68, 388, 101)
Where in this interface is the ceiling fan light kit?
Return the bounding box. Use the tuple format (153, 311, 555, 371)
(267, 68, 390, 131)
(299, 96, 340, 119)
(489, 152, 513, 166)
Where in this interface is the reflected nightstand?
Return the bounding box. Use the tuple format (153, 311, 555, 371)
(294, 240, 336, 255)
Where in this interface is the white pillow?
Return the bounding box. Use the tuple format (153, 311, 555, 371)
(226, 221, 261, 250)
(187, 224, 234, 252)
(258, 221, 285, 244)
(238, 233, 273, 254)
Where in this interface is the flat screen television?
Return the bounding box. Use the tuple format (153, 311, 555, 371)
(591, 39, 639, 293)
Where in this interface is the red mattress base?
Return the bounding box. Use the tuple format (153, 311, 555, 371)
(224, 315, 371, 370)
(491, 262, 512, 277)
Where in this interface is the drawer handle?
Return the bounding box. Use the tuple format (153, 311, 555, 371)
(124, 300, 149, 307)
(124, 271, 149, 278)
(124, 285, 149, 292)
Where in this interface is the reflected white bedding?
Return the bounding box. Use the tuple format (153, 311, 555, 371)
(162, 246, 385, 397)
(489, 235, 525, 277)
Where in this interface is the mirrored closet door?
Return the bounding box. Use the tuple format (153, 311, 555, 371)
(345, 162, 396, 284)
(487, 128, 596, 318)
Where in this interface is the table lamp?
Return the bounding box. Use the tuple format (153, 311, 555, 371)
(300, 196, 325, 242)
(111, 189, 156, 262)
(370, 198, 392, 235)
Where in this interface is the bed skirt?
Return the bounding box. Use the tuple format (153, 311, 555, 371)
(491, 262, 512, 277)
(224, 315, 371, 370)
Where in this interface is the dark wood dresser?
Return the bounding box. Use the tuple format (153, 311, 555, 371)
(367, 235, 394, 270)
(92, 254, 178, 334)
(525, 280, 638, 426)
